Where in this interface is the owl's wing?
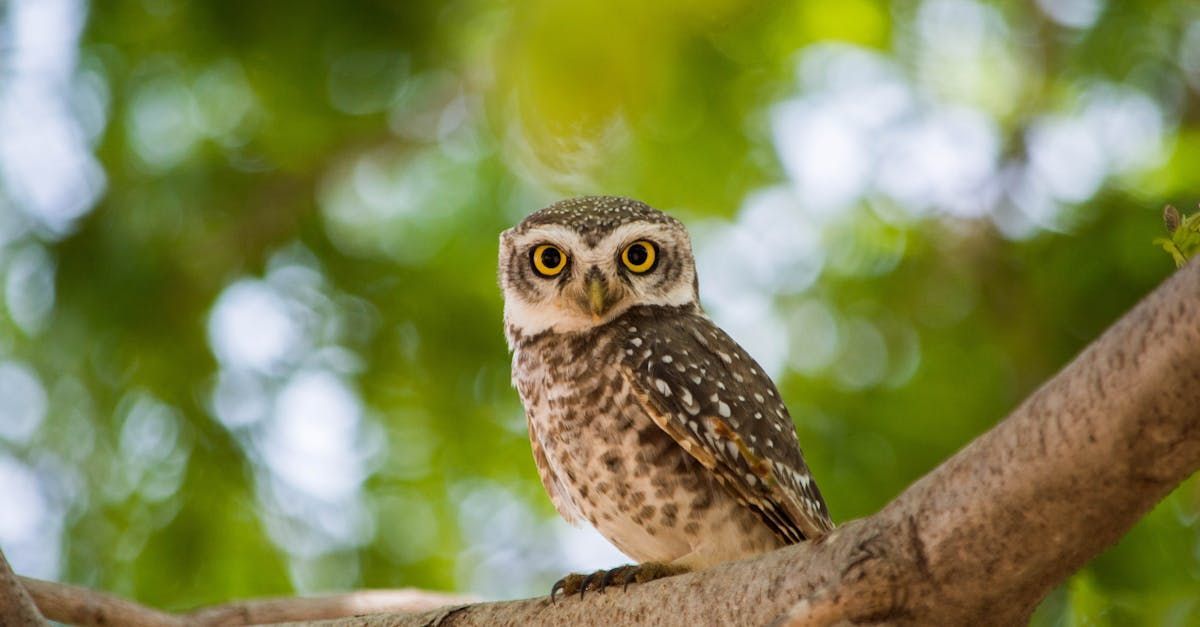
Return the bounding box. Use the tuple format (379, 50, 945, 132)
(617, 310, 833, 542)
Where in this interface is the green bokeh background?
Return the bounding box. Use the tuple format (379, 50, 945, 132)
(1, 0, 1199, 624)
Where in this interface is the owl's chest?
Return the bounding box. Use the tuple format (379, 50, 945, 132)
(513, 332, 710, 562)
(514, 334, 640, 471)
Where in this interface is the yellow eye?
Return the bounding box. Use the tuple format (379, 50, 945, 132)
(531, 244, 568, 277)
(621, 240, 657, 273)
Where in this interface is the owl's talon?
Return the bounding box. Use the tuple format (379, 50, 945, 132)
(620, 566, 640, 592)
(599, 565, 632, 593)
(549, 563, 688, 601)
(550, 569, 607, 601)
(579, 570, 602, 598)
(550, 575, 580, 603)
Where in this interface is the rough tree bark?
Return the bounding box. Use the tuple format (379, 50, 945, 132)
(0, 549, 45, 627)
(3, 260, 1199, 626)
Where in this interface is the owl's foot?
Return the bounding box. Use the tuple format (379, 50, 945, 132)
(549, 562, 690, 602)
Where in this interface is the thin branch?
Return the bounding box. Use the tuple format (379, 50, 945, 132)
(0, 549, 46, 627)
(19, 577, 179, 627)
(19, 576, 472, 627)
(182, 589, 475, 625)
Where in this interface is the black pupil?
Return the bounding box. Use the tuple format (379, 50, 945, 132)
(541, 247, 561, 269)
(627, 243, 649, 265)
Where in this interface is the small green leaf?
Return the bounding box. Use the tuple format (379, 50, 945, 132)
(1154, 238, 1188, 268)
(1154, 204, 1200, 267)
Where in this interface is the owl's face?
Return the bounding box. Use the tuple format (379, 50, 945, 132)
(500, 196, 700, 338)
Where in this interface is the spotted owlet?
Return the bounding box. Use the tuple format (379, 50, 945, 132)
(499, 196, 833, 598)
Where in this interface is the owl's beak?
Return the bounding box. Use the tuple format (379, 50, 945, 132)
(588, 276, 610, 320)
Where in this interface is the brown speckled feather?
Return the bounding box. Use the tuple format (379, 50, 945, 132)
(616, 307, 833, 542)
(528, 417, 581, 525)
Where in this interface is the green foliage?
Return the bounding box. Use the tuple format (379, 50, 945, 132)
(0, 0, 1197, 621)
(1066, 572, 1112, 627)
(1155, 205, 1200, 268)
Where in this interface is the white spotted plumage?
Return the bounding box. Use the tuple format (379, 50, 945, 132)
(500, 196, 833, 572)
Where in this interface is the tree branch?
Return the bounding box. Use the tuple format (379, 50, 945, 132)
(11, 260, 1200, 626)
(180, 589, 474, 625)
(18, 577, 180, 627)
(0, 549, 46, 627)
(18, 576, 472, 627)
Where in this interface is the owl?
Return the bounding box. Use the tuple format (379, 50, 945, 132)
(499, 196, 833, 599)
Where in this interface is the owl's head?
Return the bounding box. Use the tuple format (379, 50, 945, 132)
(500, 196, 700, 339)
